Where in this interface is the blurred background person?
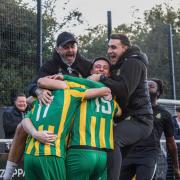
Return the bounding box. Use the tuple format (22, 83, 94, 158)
(119, 78, 180, 180)
(3, 93, 28, 139)
(172, 107, 180, 141)
(166, 107, 180, 179)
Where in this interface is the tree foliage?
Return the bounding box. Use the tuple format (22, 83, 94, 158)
(78, 25, 108, 60)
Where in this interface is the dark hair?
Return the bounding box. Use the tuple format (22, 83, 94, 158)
(176, 107, 180, 112)
(110, 33, 131, 47)
(14, 93, 26, 102)
(91, 57, 111, 69)
(92, 57, 110, 66)
(149, 78, 165, 98)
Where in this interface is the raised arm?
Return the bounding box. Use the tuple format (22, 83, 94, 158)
(85, 87, 111, 100)
(38, 75, 112, 101)
(37, 76, 68, 90)
(63, 74, 104, 88)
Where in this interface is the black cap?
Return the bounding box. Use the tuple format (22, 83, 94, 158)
(56, 32, 77, 47)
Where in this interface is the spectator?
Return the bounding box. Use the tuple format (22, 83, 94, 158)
(166, 107, 180, 179)
(172, 107, 180, 141)
(3, 93, 28, 139)
(88, 33, 153, 179)
(119, 79, 180, 180)
(28, 31, 92, 105)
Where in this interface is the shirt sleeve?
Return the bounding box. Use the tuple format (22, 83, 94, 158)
(24, 100, 37, 119)
(25, 109, 33, 119)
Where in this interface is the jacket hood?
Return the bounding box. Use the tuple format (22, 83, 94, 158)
(114, 45, 149, 67)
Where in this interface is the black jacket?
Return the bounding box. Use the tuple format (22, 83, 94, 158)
(121, 105, 173, 160)
(3, 106, 25, 138)
(172, 116, 180, 140)
(28, 50, 92, 96)
(100, 46, 153, 125)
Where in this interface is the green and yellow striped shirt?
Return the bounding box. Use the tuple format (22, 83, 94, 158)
(25, 86, 86, 158)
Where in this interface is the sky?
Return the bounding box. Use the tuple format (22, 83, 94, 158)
(55, 0, 180, 35)
(24, 0, 180, 36)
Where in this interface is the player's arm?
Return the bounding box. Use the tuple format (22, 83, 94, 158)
(21, 118, 57, 144)
(37, 76, 68, 89)
(36, 77, 67, 105)
(165, 113, 180, 178)
(84, 87, 111, 100)
(166, 137, 180, 178)
(63, 74, 104, 88)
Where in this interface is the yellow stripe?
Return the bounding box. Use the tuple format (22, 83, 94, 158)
(79, 101, 87, 145)
(109, 120, 114, 149)
(35, 125, 43, 156)
(67, 81, 86, 89)
(55, 90, 70, 157)
(90, 116, 96, 147)
(26, 137, 35, 154)
(70, 89, 85, 99)
(99, 118, 105, 148)
(44, 125, 54, 155)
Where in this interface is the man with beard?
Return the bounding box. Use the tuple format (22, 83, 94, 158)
(28, 31, 92, 105)
(119, 78, 180, 180)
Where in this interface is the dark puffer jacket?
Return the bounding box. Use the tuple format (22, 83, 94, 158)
(3, 106, 25, 138)
(100, 46, 153, 125)
(28, 50, 92, 96)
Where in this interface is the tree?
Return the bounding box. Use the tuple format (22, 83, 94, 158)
(78, 25, 108, 60)
(130, 3, 180, 99)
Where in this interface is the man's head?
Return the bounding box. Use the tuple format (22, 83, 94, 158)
(14, 93, 27, 112)
(176, 107, 180, 120)
(55, 32, 78, 65)
(148, 78, 164, 103)
(108, 33, 131, 65)
(90, 57, 110, 77)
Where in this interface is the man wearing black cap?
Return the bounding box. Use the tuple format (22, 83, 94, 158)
(88, 33, 153, 179)
(28, 31, 92, 105)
